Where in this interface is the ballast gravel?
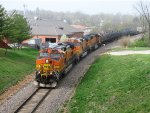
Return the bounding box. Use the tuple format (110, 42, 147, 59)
(0, 83, 37, 113)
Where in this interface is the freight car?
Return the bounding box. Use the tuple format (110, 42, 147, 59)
(34, 30, 140, 87)
(101, 30, 139, 43)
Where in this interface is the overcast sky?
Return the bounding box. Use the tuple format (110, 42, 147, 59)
(0, 0, 146, 15)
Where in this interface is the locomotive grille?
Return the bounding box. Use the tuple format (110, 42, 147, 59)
(43, 64, 51, 70)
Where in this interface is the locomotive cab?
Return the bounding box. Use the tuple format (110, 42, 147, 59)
(35, 49, 64, 87)
(83, 34, 101, 51)
(67, 38, 87, 58)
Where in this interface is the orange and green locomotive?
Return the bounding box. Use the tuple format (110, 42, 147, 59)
(35, 43, 78, 87)
(34, 33, 102, 87)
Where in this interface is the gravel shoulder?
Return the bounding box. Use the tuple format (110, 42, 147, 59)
(0, 73, 34, 105)
(0, 34, 141, 113)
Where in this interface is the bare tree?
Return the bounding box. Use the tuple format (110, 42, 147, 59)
(135, 1, 150, 42)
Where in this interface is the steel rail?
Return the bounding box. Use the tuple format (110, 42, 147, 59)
(14, 88, 51, 113)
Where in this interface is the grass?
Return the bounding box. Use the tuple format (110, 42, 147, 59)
(129, 34, 149, 47)
(112, 34, 150, 51)
(0, 48, 38, 94)
(64, 54, 150, 113)
(130, 38, 149, 47)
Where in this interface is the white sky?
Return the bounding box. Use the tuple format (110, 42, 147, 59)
(0, 0, 148, 15)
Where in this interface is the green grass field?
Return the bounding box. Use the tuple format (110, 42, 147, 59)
(129, 37, 149, 47)
(65, 54, 150, 113)
(0, 48, 38, 94)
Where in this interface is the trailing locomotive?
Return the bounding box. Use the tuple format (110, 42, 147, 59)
(34, 30, 139, 87)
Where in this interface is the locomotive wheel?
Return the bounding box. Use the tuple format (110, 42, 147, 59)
(74, 58, 79, 64)
(34, 81, 39, 88)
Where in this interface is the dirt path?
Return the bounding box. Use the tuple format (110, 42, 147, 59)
(108, 50, 150, 56)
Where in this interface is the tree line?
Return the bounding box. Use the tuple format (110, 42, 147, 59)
(0, 5, 31, 49)
(135, 1, 150, 43)
(20, 8, 141, 33)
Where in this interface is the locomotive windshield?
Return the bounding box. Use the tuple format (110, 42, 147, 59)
(40, 52, 49, 58)
(74, 42, 80, 46)
(50, 53, 61, 60)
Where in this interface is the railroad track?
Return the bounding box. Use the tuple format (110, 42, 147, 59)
(14, 88, 51, 113)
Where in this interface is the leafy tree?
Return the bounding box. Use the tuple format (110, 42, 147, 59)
(12, 13, 31, 42)
(7, 13, 31, 49)
(0, 5, 7, 39)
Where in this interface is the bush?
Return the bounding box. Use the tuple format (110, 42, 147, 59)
(129, 37, 149, 47)
(119, 36, 130, 48)
(129, 33, 150, 47)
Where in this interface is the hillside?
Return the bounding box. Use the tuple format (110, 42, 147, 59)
(0, 48, 38, 94)
(64, 54, 150, 113)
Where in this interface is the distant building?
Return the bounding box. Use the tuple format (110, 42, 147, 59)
(23, 19, 83, 44)
(137, 27, 143, 32)
(0, 40, 11, 49)
(71, 24, 93, 35)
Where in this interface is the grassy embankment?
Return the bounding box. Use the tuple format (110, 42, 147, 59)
(113, 34, 150, 51)
(64, 54, 150, 113)
(0, 48, 38, 94)
(129, 35, 149, 47)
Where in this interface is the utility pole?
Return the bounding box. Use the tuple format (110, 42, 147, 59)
(23, 4, 27, 18)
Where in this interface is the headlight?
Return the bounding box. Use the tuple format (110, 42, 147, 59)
(36, 71, 41, 74)
(46, 59, 49, 63)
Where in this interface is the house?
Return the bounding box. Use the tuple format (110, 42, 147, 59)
(0, 40, 11, 49)
(23, 19, 84, 44)
(71, 24, 93, 35)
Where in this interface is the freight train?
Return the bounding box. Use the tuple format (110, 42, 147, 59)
(34, 30, 139, 87)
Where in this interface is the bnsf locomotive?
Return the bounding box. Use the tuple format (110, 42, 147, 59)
(34, 31, 139, 87)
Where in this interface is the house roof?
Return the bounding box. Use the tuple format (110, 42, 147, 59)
(0, 40, 11, 49)
(71, 25, 87, 30)
(28, 19, 83, 36)
(31, 26, 72, 36)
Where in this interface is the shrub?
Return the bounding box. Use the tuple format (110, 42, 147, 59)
(129, 37, 149, 47)
(119, 36, 130, 48)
